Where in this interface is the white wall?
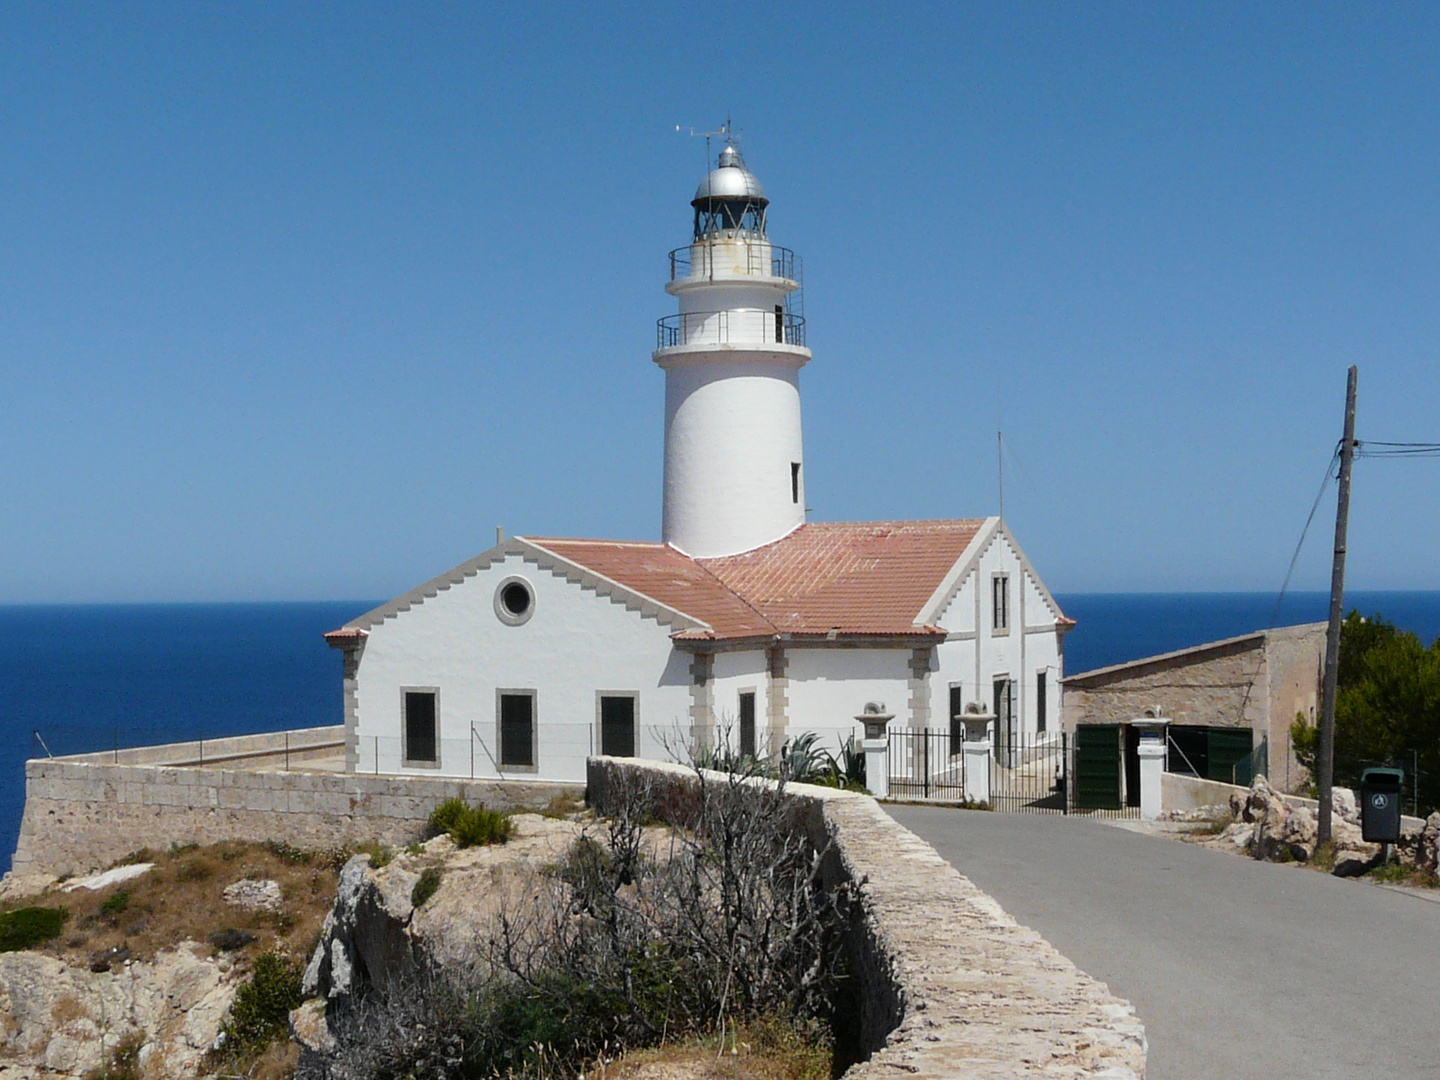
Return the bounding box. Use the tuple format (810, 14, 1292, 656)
(930, 527, 1065, 739)
(353, 552, 692, 782)
(661, 356, 806, 558)
(786, 648, 906, 744)
(709, 649, 768, 752)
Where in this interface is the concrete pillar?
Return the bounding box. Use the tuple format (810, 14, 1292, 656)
(856, 702, 894, 799)
(959, 709, 995, 806)
(1137, 735, 1167, 820)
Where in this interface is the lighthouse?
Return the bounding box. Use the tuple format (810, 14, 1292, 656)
(656, 140, 811, 558)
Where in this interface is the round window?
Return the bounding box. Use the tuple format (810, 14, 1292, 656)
(494, 576, 535, 626)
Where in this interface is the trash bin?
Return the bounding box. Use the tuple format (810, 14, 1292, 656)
(1359, 767, 1405, 844)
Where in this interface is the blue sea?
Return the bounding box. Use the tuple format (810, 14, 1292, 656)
(1, 592, 1438, 874)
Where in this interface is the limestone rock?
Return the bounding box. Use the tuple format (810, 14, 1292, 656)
(1410, 811, 1440, 874)
(290, 997, 336, 1055)
(0, 940, 238, 1079)
(60, 863, 154, 893)
(299, 814, 593, 1074)
(222, 877, 285, 913)
(1332, 786, 1361, 826)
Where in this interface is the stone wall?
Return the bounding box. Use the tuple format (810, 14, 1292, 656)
(587, 757, 1147, 1080)
(1061, 624, 1325, 791)
(13, 751, 581, 878)
(1062, 636, 1265, 730)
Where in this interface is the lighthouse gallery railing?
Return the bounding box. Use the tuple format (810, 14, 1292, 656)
(656, 309, 807, 350)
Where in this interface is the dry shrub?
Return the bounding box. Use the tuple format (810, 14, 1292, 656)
(309, 770, 850, 1080)
(50, 993, 88, 1026)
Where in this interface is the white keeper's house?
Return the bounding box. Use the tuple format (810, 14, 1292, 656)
(325, 140, 1073, 781)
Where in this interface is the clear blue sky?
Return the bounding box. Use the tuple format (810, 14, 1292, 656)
(3, 2, 1437, 603)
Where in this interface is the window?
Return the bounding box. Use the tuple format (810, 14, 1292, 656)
(1036, 672, 1047, 733)
(774, 304, 784, 343)
(791, 462, 801, 504)
(948, 685, 964, 756)
(498, 691, 536, 768)
(992, 574, 1010, 632)
(599, 693, 637, 758)
(494, 576, 536, 626)
(739, 691, 757, 758)
(403, 689, 439, 766)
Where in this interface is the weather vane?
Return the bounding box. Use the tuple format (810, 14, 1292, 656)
(675, 115, 739, 167)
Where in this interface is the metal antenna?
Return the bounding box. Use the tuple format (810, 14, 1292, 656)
(998, 431, 1005, 520)
(676, 119, 732, 167)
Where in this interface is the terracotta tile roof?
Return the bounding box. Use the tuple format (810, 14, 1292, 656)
(699, 520, 986, 637)
(533, 520, 986, 641)
(526, 538, 774, 638)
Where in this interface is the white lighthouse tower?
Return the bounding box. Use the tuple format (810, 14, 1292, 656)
(656, 139, 811, 558)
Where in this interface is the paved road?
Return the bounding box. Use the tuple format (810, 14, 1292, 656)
(888, 807, 1440, 1080)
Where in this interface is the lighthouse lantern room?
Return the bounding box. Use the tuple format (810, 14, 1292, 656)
(656, 139, 812, 559)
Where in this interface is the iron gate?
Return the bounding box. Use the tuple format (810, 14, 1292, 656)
(887, 728, 968, 801)
(887, 729, 1139, 816)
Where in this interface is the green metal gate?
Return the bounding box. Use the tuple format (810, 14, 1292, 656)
(1075, 724, 1123, 810)
(1208, 728, 1257, 785)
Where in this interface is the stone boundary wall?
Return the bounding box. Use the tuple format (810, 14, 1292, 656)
(54, 725, 346, 769)
(587, 756, 1147, 1080)
(12, 755, 581, 878)
(1163, 772, 1426, 832)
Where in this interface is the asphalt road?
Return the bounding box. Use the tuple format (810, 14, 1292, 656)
(888, 806, 1440, 1080)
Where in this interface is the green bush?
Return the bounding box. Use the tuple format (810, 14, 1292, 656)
(358, 841, 393, 868)
(100, 891, 131, 916)
(215, 952, 304, 1059)
(0, 907, 67, 952)
(428, 798, 512, 849)
(450, 805, 512, 848)
(411, 867, 444, 908)
(426, 797, 470, 839)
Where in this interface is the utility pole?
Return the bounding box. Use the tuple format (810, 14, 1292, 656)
(1317, 366, 1358, 846)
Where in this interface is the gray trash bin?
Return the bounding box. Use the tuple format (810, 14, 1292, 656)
(1360, 767, 1404, 844)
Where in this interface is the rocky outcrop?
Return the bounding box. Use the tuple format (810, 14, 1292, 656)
(299, 814, 590, 1056)
(1396, 811, 1440, 876)
(0, 941, 238, 1079)
(1221, 776, 1381, 874)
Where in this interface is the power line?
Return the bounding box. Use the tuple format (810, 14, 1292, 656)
(1355, 440, 1440, 458)
(1266, 442, 1341, 632)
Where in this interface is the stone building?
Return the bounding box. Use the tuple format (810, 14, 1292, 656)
(1060, 622, 1326, 798)
(323, 137, 1073, 783)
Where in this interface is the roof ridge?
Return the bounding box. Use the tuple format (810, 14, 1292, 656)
(685, 552, 780, 636)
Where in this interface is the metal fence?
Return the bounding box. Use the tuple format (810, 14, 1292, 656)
(886, 728, 969, 802)
(886, 728, 1141, 817)
(669, 242, 802, 284)
(656, 309, 807, 349)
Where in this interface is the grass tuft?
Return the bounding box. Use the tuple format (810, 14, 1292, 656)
(358, 841, 394, 869)
(411, 867, 444, 908)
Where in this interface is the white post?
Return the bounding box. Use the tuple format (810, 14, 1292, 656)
(1135, 722, 1167, 820)
(963, 734, 992, 805)
(959, 708, 995, 806)
(857, 702, 894, 799)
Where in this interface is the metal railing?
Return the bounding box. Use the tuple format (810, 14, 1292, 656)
(657, 309, 807, 350)
(669, 243, 801, 284)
